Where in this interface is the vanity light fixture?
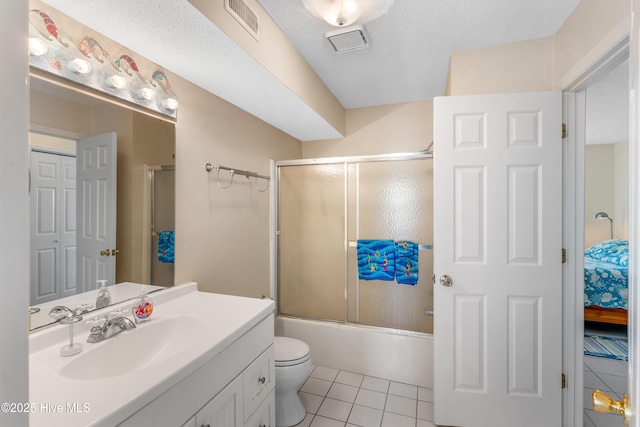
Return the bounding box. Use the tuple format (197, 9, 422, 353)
(69, 58, 91, 74)
(28, 38, 48, 56)
(302, 0, 395, 27)
(106, 75, 127, 90)
(162, 98, 179, 111)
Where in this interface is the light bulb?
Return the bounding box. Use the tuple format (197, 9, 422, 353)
(162, 98, 179, 111)
(133, 87, 155, 100)
(106, 75, 127, 89)
(28, 38, 48, 56)
(69, 58, 91, 74)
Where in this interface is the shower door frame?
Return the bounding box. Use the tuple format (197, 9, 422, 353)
(145, 164, 175, 285)
(272, 151, 433, 332)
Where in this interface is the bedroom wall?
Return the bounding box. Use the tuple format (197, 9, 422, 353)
(584, 144, 615, 248)
(584, 141, 629, 248)
(614, 140, 630, 241)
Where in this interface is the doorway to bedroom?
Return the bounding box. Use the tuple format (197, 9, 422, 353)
(582, 58, 629, 427)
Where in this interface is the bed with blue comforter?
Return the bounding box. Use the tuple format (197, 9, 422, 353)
(584, 239, 628, 324)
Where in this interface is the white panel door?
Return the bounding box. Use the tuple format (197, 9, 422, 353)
(60, 155, 77, 297)
(30, 151, 61, 305)
(433, 91, 562, 427)
(76, 133, 117, 293)
(30, 151, 76, 305)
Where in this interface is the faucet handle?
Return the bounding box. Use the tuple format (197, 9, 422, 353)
(86, 317, 105, 328)
(109, 308, 129, 318)
(73, 303, 93, 314)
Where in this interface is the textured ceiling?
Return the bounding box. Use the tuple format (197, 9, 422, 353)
(39, 0, 588, 141)
(257, 0, 582, 108)
(586, 59, 629, 145)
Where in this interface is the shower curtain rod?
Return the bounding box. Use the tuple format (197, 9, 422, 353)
(205, 162, 271, 191)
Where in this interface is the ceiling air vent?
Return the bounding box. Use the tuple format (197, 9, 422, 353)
(225, 0, 260, 40)
(325, 25, 369, 53)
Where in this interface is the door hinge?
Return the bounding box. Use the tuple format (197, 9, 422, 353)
(562, 248, 567, 263)
(562, 123, 567, 139)
(562, 373, 566, 388)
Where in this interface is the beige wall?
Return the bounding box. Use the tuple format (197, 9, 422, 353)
(303, 100, 433, 158)
(553, 0, 630, 87)
(29, 133, 76, 151)
(448, 37, 554, 96)
(615, 140, 630, 240)
(447, 0, 630, 95)
(584, 144, 615, 247)
(172, 73, 301, 298)
(584, 142, 629, 248)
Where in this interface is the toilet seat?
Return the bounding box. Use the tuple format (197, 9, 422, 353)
(274, 337, 310, 367)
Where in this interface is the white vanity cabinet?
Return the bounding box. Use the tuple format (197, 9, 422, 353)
(194, 346, 275, 427)
(120, 312, 275, 427)
(30, 284, 275, 427)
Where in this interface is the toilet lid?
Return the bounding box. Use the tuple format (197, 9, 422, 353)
(274, 337, 310, 366)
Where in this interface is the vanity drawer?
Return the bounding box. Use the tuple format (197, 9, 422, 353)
(243, 344, 275, 421)
(244, 390, 274, 427)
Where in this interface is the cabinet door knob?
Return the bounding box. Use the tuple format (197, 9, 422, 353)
(258, 376, 266, 384)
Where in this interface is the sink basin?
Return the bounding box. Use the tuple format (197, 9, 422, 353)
(56, 315, 206, 380)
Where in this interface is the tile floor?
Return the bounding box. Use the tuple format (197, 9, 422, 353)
(294, 366, 444, 427)
(583, 322, 628, 427)
(291, 326, 628, 427)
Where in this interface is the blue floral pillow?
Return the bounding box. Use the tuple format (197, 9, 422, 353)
(584, 239, 628, 266)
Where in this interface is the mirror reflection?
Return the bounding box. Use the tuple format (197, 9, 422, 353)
(29, 76, 176, 330)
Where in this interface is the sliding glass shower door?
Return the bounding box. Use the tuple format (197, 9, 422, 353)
(277, 154, 433, 333)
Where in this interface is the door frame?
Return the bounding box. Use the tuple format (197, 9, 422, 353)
(561, 32, 630, 427)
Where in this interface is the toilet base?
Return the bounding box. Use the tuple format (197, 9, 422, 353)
(275, 389, 306, 427)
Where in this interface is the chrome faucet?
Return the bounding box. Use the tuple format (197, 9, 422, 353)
(87, 316, 136, 343)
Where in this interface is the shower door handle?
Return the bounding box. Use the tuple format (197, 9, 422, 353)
(439, 275, 453, 287)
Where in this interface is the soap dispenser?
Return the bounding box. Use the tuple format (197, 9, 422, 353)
(132, 291, 153, 323)
(95, 280, 112, 309)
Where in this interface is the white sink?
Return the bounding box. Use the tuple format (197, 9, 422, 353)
(56, 315, 206, 380)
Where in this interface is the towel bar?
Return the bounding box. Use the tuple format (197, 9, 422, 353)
(347, 241, 432, 250)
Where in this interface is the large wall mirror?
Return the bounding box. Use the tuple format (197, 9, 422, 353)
(29, 75, 176, 331)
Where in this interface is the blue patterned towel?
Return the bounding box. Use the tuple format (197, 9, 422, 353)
(395, 241, 418, 285)
(158, 230, 174, 263)
(357, 240, 395, 281)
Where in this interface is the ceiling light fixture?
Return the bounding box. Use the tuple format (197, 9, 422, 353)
(302, 0, 395, 27)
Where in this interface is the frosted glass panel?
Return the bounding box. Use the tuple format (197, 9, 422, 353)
(351, 160, 433, 333)
(279, 164, 345, 321)
(278, 158, 433, 333)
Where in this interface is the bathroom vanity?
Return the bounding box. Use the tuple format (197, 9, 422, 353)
(29, 282, 275, 426)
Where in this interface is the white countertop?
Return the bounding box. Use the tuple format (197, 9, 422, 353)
(29, 282, 164, 330)
(28, 282, 274, 426)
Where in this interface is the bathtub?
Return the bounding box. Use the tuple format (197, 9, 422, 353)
(275, 316, 433, 388)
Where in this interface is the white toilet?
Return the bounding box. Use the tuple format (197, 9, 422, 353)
(274, 336, 311, 427)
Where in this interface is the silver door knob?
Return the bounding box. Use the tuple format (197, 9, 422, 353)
(439, 275, 453, 287)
